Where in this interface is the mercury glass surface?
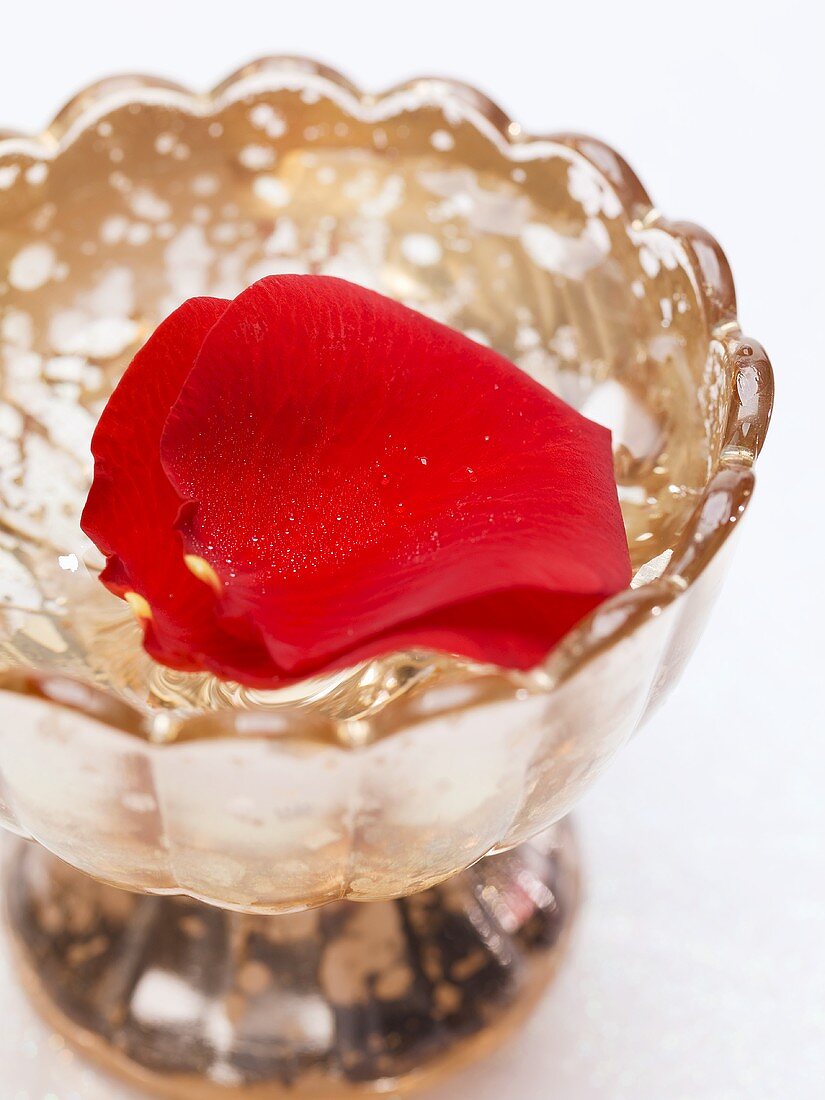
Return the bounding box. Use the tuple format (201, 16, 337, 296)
(0, 59, 773, 913)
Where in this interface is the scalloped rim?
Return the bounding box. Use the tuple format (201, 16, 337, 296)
(0, 56, 774, 744)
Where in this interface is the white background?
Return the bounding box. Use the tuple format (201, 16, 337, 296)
(0, 2, 823, 1097)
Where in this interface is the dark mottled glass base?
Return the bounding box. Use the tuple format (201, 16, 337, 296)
(4, 822, 578, 1097)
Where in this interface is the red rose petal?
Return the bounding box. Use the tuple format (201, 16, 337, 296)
(265, 588, 612, 678)
(159, 276, 630, 679)
(80, 296, 278, 680)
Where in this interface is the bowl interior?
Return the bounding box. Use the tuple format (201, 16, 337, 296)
(0, 75, 728, 724)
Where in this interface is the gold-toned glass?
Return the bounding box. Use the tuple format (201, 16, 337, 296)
(0, 58, 773, 1097)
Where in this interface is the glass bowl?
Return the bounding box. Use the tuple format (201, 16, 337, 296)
(0, 57, 773, 1097)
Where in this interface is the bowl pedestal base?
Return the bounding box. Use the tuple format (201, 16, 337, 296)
(4, 822, 578, 1097)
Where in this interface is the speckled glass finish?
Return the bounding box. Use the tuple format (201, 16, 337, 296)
(0, 59, 773, 912)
